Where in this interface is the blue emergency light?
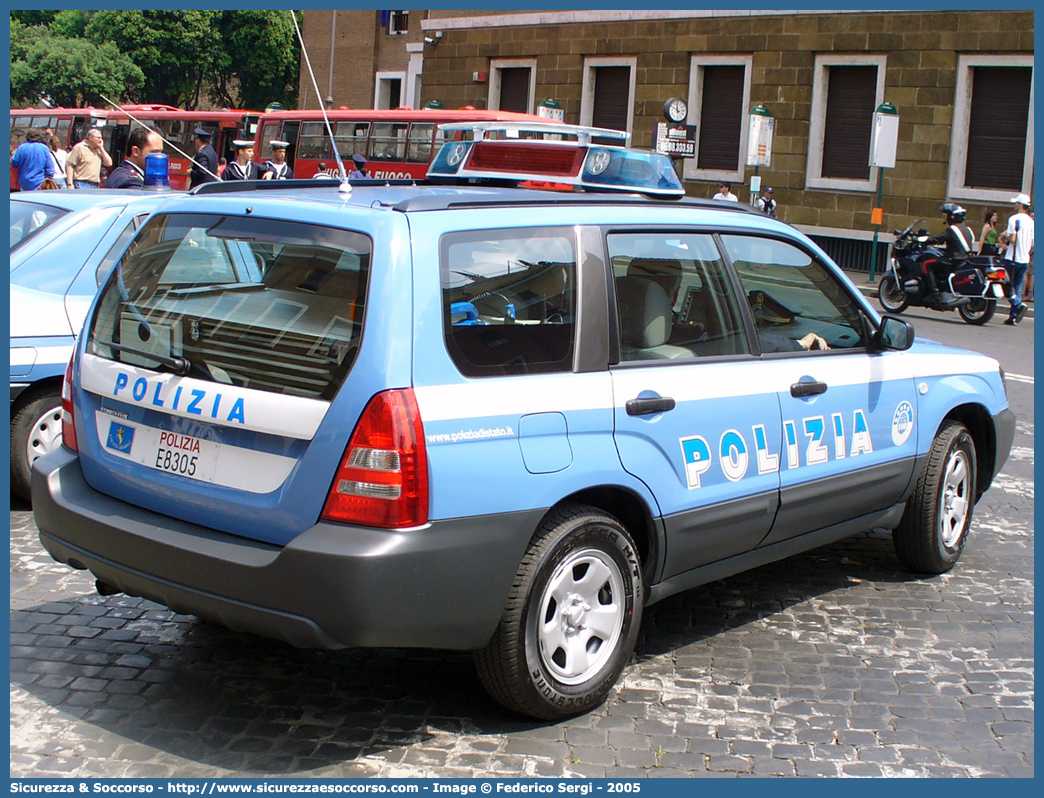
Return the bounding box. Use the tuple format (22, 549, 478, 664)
(428, 122, 685, 198)
(142, 152, 171, 191)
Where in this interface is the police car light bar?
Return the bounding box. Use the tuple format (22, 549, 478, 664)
(429, 122, 683, 199)
(437, 121, 631, 147)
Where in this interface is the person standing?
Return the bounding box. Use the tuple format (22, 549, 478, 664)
(348, 153, 372, 180)
(713, 181, 738, 202)
(66, 128, 113, 189)
(312, 162, 334, 179)
(999, 194, 1034, 325)
(104, 127, 164, 189)
(10, 128, 55, 191)
(758, 186, 777, 217)
(263, 140, 294, 179)
(222, 139, 271, 181)
(1023, 211, 1034, 302)
(189, 128, 220, 188)
(48, 135, 69, 189)
(978, 210, 999, 255)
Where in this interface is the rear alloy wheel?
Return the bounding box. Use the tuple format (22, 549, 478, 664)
(475, 503, 643, 720)
(893, 421, 976, 574)
(878, 274, 909, 313)
(958, 297, 996, 325)
(10, 390, 63, 503)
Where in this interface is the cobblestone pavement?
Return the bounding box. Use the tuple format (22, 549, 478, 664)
(11, 421, 1033, 779)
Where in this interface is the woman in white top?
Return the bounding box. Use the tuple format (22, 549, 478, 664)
(48, 135, 69, 189)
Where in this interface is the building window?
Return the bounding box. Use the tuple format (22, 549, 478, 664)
(375, 72, 405, 110)
(489, 59, 537, 114)
(684, 55, 752, 184)
(580, 57, 637, 138)
(806, 54, 887, 193)
(948, 55, 1034, 204)
(389, 11, 408, 35)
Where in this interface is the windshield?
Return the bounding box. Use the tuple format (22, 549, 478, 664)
(10, 201, 69, 254)
(89, 213, 372, 401)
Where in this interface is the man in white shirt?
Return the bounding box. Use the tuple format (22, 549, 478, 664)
(713, 181, 738, 202)
(1000, 193, 1034, 325)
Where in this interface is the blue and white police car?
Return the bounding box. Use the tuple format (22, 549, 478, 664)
(10, 190, 168, 501)
(33, 124, 1015, 720)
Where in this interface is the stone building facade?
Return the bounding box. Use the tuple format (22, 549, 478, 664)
(299, 9, 1034, 268)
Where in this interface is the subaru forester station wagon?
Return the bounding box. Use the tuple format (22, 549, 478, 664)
(34, 124, 1014, 719)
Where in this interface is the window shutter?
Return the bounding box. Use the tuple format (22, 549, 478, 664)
(499, 68, 531, 113)
(696, 65, 745, 171)
(965, 67, 1032, 191)
(591, 66, 630, 133)
(821, 65, 877, 180)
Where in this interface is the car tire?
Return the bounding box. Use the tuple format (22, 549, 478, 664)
(893, 420, 976, 574)
(10, 389, 63, 503)
(878, 275, 909, 313)
(475, 503, 643, 720)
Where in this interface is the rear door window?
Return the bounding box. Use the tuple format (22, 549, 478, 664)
(10, 202, 69, 253)
(608, 232, 750, 359)
(441, 228, 577, 377)
(88, 214, 371, 401)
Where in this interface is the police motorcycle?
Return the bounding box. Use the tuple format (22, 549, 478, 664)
(878, 205, 1013, 325)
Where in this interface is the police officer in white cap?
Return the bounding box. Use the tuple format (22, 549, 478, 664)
(264, 140, 293, 180)
(222, 138, 271, 181)
(190, 128, 219, 188)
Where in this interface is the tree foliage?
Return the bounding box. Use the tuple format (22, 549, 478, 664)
(212, 11, 301, 110)
(10, 20, 144, 108)
(84, 10, 222, 109)
(10, 10, 301, 111)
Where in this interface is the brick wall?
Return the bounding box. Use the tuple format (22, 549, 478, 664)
(418, 10, 1034, 240)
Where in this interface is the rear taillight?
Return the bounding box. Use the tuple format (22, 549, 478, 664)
(986, 266, 1009, 281)
(61, 356, 78, 453)
(321, 389, 429, 529)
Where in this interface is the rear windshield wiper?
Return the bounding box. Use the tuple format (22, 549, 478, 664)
(100, 341, 191, 376)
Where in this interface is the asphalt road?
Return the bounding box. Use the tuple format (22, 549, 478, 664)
(10, 306, 1033, 778)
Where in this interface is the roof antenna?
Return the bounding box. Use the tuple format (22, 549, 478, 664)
(289, 10, 351, 195)
(99, 94, 221, 183)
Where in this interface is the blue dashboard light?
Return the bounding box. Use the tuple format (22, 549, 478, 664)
(142, 153, 171, 191)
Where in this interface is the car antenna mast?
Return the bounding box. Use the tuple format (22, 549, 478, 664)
(288, 10, 351, 195)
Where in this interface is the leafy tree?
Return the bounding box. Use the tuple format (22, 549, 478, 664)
(84, 10, 221, 108)
(50, 10, 89, 40)
(212, 11, 301, 110)
(10, 10, 300, 111)
(10, 32, 144, 109)
(9, 11, 58, 27)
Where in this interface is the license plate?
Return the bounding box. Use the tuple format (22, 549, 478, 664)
(98, 413, 219, 483)
(991, 283, 1005, 297)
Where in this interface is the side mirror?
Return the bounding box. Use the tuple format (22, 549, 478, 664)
(874, 315, 914, 352)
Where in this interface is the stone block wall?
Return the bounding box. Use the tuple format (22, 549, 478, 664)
(419, 10, 1034, 240)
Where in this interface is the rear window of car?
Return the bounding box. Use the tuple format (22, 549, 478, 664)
(88, 213, 371, 401)
(10, 201, 69, 253)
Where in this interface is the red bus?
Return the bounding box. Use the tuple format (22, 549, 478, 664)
(253, 108, 556, 180)
(10, 105, 260, 190)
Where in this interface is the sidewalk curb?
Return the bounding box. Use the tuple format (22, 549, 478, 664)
(843, 270, 1033, 317)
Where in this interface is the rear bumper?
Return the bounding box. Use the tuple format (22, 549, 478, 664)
(33, 447, 541, 651)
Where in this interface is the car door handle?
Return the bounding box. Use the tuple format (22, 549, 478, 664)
(626, 396, 676, 416)
(790, 380, 827, 398)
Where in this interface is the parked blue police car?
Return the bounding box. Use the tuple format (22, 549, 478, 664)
(10, 190, 167, 501)
(32, 125, 1014, 719)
